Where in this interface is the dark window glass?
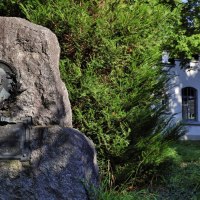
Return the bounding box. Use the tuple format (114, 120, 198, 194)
(182, 87, 197, 121)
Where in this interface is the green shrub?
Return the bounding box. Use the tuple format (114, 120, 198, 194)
(1, 0, 185, 188)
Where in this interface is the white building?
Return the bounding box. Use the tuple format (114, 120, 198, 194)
(164, 55, 200, 140)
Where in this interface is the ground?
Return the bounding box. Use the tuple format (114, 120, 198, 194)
(157, 141, 200, 199)
(99, 141, 200, 200)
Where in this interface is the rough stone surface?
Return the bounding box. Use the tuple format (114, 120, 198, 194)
(0, 17, 72, 127)
(0, 126, 99, 200)
(0, 17, 99, 200)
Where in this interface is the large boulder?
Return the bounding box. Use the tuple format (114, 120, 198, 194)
(0, 17, 99, 199)
(0, 127, 99, 200)
(0, 17, 72, 127)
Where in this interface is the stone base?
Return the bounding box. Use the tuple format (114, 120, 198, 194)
(0, 126, 99, 200)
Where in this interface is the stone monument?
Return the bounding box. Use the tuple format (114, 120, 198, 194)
(0, 17, 99, 199)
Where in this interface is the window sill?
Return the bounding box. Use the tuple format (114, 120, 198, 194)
(183, 121, 200, 126)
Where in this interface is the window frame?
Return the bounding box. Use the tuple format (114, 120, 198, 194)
(182, 87, 198, 121)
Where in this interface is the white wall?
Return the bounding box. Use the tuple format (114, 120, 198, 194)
(168, 60, 200, 139)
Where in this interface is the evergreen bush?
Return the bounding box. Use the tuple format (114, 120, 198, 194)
(0, 0, 185, 187)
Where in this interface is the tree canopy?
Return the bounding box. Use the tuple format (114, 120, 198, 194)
(165, 0, 200, 59)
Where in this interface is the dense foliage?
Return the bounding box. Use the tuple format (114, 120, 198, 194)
(0, 0, 187, 187)
(166, 0, 200, 60)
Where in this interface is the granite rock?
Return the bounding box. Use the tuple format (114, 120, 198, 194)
(0, 17, 72, 127)
(0, 17, 99, 200)
(0, 126, 99, 200)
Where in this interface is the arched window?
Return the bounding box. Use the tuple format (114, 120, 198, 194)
(182, 87, 197, 121)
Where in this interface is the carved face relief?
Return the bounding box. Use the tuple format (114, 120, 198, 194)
(0, 62, 14, 103)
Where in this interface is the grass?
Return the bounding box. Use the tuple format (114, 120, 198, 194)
(98, 141, 200, 200)
(98, 188, 158, 200)
(175, 141, 200, 162)
(157, 141, 200, 200)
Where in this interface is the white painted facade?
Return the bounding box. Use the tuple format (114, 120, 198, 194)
(167, 59, 200, 140)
